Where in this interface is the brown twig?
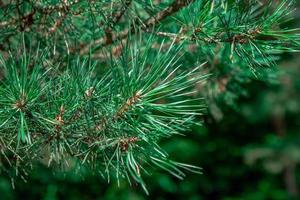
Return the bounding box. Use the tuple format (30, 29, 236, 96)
(119, 137, 139, 152)
(141, 0, 194, 29)
(113, 90, 142, 121)
(78, 0, 195, 55)
(104, 0, 132, 44)
(95, 90, 142, 132)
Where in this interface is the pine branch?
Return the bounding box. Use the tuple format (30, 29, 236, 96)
(0, 0, 300, 193)
(104, 0, 132, 44)
(78, 0, 195, 54)
(0, 40, 207, 191)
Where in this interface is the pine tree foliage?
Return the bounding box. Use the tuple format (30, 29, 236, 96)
(0, 38, 206, 192)
(0, 0, 300, 192)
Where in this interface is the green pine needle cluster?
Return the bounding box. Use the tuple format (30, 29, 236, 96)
(0, 39, 206, 192)
(0, 0, 300, 193)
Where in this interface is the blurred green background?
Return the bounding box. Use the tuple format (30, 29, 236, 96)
(1, 3, 300, 200)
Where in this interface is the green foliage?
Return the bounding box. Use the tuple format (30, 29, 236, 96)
(0, 0, 300, 195)
(0, 37, 207, 192)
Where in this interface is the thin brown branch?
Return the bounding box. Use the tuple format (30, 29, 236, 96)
(78, 0, 195, 55)
(113, 90, 142, 121)
(92, 39, 125, 59)
(104, 0, 132, 45)
(95, 90, 142, 132)
(111, 0, 132, 26)
(141, 0, 194, 29)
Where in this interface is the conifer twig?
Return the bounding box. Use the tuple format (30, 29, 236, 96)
(78, 0, 195, 54)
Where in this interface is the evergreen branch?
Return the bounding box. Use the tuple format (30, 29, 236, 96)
(141, 0, 195, 29)
(104, 0, 132, 46)
(0, 0, 300, 194)
(78, 0, 195, 54)
(0, 39, 207, 190)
